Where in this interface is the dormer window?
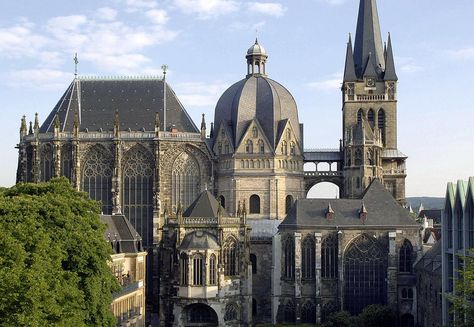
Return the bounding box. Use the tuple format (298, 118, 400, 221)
(245, 140, 253, 154)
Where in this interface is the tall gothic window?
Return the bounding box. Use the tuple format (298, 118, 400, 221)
(122, 146, 154, 246)
(39, 144, 53, 182)
(180, 253, 188, 285)
(302, 236, 315, 280)
(399, 239, 413, 273)
(301, 301, 316, 324)
(81, 145, 113, 214)
(250, 254, 257, 274)
(322, 234, 338, 279)
(378, 109, 386, 145)
(282, 235, 295, 280)
(367, 108, 374, 126)
(282, 301, 296, 323)
(172, 152, 200, 211)
(281, 141, 288, 155)
(224, 237, 238, 276)
(285, 195, 294, 214)
(61, 144, 72, 181)
(193, 254, 204, 286)
(355, 149, 362, 166)
(357, 109, 363, 124)
(344, 234, 387, 315)
(249, 194, 260, 214)
(209, 254, 217, 285)
(246, 140, 253, 154)
(26, 145, 34, 182)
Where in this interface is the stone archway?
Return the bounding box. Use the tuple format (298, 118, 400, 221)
(305, 180, 343, 199)
(182, 303, 218, 327)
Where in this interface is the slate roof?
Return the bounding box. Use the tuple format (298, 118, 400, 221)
(40, 77, 198, 133)
(101, 214, 143, 254)
(180, 231, 220, 250)
(381, 149, 407, 159)
(415, 241, 442, 275)
(304, 150, 342, 162)
(213, 75, 300, 150)
(183, 190, 228, 218)
(418, 209, 442, 224)
(280, 179, 419, 229)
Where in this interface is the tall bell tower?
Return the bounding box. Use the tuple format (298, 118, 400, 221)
(342, 0, 407, 203)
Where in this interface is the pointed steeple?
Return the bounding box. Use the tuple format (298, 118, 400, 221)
(20, 115, 27, 138)
(34, 113, 39, 133)
(363, 52, 378, 78)
(200, 113, 206, 139)
(383, 33, 398, 81)
(209, 122, 214, 139)
(343, 34, 357, 82)
(353, 0, 385, 78)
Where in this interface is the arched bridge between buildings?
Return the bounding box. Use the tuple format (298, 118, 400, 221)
(304, 149, 344, 197)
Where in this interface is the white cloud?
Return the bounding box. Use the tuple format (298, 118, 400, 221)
(123, 0, 157, 10)
(47, 15, 88, 32)
(0, 23, 49, 58)
(146, 9, 170, 25)
(306, 74, 342, 92)
(173, 0, 239, 19)
(175, 81, 229, 107)
(396, 57, 424, 74)
(449, 47, 474, 60)
(5, 69, 71, 90)
(248, 2, 287, 17)
(96, 7, 118, 21)
(318, 0, 346, 5)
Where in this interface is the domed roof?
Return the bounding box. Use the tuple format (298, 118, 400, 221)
(180, 231, 220, 250)
(247, 38, 267, 57)
(214, 76, 299, 150)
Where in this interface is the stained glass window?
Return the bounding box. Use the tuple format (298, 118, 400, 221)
(322, 234, 338, 279)
(172, 152, 200, 211)
(282, 235, 295, 280)
(39, 144, 53, 182)
(301, 301, 316, 323)
(224, 237, 238, 276)
(61, 144, 72, 181)
(399, 239, 413, 273)
(302, 236, 315, 279)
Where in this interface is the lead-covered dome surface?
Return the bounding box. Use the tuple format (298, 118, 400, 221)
(213, 76, 299, 149)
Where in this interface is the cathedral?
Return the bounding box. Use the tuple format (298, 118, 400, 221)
(16, 0, 420, 326)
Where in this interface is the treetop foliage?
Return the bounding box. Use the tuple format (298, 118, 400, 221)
(0, 178, 119, 327)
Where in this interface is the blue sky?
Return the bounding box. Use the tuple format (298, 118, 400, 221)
(0, 0, 473, 197)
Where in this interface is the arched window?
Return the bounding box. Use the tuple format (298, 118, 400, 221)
(367, 108, 374, 126)
(355, 149, 362, 166)
(217, 142, 222, 154)
(321, 234, 338, 279)
(252, 298, 257, 317)
(172, 152, 200, 210)
(281, 141, 288, 155)
(258, 139, 264, 154)
(39, 144, 53, 182)
(224, 142, 230, 154)
(252, 126, 258, 138)
(301, 301, 316, 323)
(192, 254, 203, 285)
(209, 254, 216, 285)
(302, 236, 315, 279)
(180, 253, 188, 285)
(344, 234, 387, 315)
(378, 109, 386, 144)
(61, 144, 72, 181)
(186, 304, 218, 325)
(286, 128, 291, 140)
(285, 195, 294, 214)
(246, 140, 253, 154)
(399, 239, 413, 273)
(218, 195, 225, 208)
(357, 109, 364, 124)
(224, 303, 238, 321)
(249, 194, 260, 214)
(224, 238, 238, 276)
(290, 142, 296, 155)
(26, 145, 34, 182)
(282, 301, 296, 323)
(81, 145, 113, 214)
(123, 146, 154, 245)
(250, 254, 257, 274)
(282, 235, 295, 280)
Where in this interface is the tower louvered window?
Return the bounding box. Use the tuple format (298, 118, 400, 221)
(122, 146, 154, 246)
(172, 152, 200, 211)
(357, 109, 363, 124)
(81, 145, 113, 214)
(344, 234, 387, 315)
(378, 109, 386, 145)
(322, 234, 338, 279)
(367, 109, 374, 126)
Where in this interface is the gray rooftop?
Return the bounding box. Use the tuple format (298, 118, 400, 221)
(280, 180, 420, 229)
(180, 231, 220, 250)
(40, 77, 198, 133)
(183, 190, 228, 218)
(101, 214, 143, 254)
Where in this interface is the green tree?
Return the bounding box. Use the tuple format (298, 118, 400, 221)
(324, 311, 357, 327)
(356, 304, 396, 327)
(448, 253, 474, 327)
(0, 178, 119, 327)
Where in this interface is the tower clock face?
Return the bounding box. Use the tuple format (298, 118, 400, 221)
(366, 78, 376, 87)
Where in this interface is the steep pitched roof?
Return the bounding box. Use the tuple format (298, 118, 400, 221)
(40, 77, 198, 133)
(343, 34, 357, 82)
(101, 214, 143, 254)
(183, 191, 227, 218)
(353, 0, 385, 78)
(281, 180, 419, 229)
(384, 34, 398, 81)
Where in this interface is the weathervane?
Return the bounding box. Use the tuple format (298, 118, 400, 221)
(74, 53, 79, 77)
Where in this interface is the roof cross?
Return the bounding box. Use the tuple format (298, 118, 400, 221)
(74, 53, 79, 77)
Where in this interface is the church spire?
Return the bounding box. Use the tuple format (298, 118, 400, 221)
(343, 34, 357, 82)
(384, 33, 398, 81)
(353, 0, 385, 78)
